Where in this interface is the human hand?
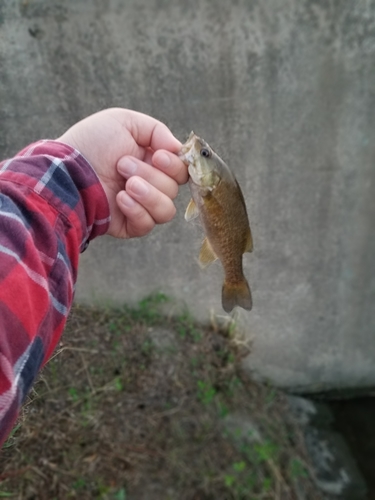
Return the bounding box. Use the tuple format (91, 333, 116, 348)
(57, 108, 188, 238)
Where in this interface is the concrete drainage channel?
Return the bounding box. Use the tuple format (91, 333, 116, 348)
(288, 395, 374, 499)
(329, 398, 375, 499)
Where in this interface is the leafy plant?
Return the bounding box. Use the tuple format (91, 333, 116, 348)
(289, 457, 309, 479)
(176, 310, 202, 341)
(254, 439, 279, 463)
(126, 292, 169, 324)
(113, 377, 123, 392)
(141, 339, 153, 356)
(68, 387, 80, 402)
(72, 477, 86, 490)
(2, 423, 21, 450)
(112, 488, 127, 500)
(197, 380, 216, 405)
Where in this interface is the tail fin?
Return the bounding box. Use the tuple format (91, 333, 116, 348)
(222, 279, 252, 313)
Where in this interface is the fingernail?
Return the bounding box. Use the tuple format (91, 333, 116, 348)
(118, 158, 137, 176)
(130, 178, 149, 196)
(119, 192, 136, 208)
(155, 152, 171, 169)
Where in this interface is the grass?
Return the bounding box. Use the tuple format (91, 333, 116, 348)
(0, 294, 319, 499)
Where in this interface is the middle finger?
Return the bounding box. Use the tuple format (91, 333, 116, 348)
(125, 176, 176, 225)
(118, 156, 179, 199)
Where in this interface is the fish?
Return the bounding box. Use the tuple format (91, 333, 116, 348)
(179, 132, 253, 313)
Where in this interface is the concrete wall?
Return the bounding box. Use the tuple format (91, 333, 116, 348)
(1, 0, 375, 394)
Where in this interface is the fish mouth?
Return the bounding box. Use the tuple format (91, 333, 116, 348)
(179, 131, 197, 164)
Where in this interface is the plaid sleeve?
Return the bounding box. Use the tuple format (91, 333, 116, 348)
(0, 140, 110, 446)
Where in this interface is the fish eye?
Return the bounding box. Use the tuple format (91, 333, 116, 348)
(200, 147, 211, 158)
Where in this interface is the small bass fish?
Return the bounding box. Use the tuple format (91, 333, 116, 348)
(179, 132, 253, 313)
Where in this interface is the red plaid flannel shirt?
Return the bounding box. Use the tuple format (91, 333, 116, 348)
(0, 140, 110, 446)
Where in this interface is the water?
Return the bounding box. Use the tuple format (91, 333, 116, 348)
(329, 397, 375, 498)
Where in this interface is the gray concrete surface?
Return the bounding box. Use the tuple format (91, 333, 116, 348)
(1, 0, 375, 394)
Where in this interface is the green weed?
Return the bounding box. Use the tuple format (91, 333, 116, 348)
(238, 438, 279, 466)
(232, 460, 246, 472)
(113, 377, 123, 392)
(2, 423, 21, 449)
(141, 339, 153, 356)
(72, 477, 86, 490)
(197, 380, 216, 405)
(223, 375, 242, 398)
(108, 317, 132, 336)
(253, 439, 279, 463)
(176, 310, 202, 341)
(126, 292, 169, 325)
(112, 488, 127, 500)
(227, 318, 237, 337)
(224, 463, 258, 499)
(217, 401, 229, 418)
(68, 387, 79, 402)
(265, 387, 278, 407)
(190, 355, 202, 369)
(289, 457, 309, 479)
(224, 474, 235, 487)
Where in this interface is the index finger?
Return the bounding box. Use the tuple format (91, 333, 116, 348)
(128, 111, 182, 153)
(152, 150, 189, 185)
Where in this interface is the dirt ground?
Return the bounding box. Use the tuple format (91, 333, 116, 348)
(0, 295, 321, 499)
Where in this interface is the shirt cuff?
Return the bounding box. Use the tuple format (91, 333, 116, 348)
(3, 140, 111, 250)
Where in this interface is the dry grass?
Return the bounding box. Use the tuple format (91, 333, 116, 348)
(0, 295, 321, 499)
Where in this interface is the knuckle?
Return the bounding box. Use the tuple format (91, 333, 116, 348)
(169, 183, 179, 199)
(166, 204, 177, 221)
(130, 216, 155, 237)
(157, 202, 176, 224)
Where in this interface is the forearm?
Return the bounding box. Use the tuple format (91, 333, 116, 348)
(0, 140, 110, 446)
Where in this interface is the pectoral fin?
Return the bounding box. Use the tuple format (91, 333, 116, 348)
(198, 238, 218, 268)
(185, 198, 199, 222)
